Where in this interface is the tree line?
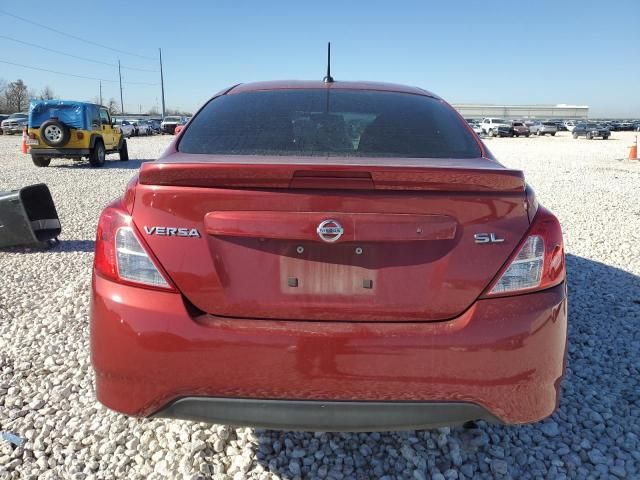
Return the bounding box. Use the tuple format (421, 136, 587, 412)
(0, 78, 189, 116)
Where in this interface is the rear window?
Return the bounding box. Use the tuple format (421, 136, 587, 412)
(179, 90, 481, 158)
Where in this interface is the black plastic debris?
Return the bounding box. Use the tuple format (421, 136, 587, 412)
(0, 183, 61, 248)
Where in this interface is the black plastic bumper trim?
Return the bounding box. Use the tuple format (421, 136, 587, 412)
(152, 397, 503, 432)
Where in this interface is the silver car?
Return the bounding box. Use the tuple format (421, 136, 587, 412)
(527, 121, 557, 136)
(131, 119, 152, 136)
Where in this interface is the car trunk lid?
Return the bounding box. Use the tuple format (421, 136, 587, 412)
(133, 156, 529, 322)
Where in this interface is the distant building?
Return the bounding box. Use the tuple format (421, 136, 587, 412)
(452, 104, 589, 120)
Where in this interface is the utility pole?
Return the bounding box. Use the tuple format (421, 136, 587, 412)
(118, 59, 124, 114)
(99, 80, 103, 106)
(159, 48, 166, 119)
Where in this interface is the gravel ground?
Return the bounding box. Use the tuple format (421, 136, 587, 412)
(0, 131, 639, 479)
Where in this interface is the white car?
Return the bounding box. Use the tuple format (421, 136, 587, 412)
(113, 119, 134, 138)
(564, 120, 577, 132)
(481, 118, 511, 137)
(470, 122, 483, 135)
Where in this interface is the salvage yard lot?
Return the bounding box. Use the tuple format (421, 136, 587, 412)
(0, 132, 639, 479)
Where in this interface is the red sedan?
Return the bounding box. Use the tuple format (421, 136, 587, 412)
(91, 80, 567, 431)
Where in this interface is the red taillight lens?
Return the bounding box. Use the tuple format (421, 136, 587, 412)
(94, 201, 175, 291)
(482, 206, 565, 297)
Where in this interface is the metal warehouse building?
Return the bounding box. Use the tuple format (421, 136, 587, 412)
(452, 104, 589, 120)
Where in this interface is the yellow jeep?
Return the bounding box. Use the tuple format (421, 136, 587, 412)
(27, 100, 128, 167)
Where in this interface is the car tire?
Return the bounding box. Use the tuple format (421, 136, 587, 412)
(31, 155, 51, 167)
(525, 133, 530, 137)
(586, 133, 592, 140)
(573, 132, 578, 139)
(89, 140, 106, 167)
(119, 140, 129, 161)
(39, 119, 70, 147)
(488, 129, 495, 137)
(551, 133, 556, 136)
(602, 136, 608, 140)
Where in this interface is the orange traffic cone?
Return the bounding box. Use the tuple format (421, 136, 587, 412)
(21, 128, 28, 154)
(630, 136, 638, 160)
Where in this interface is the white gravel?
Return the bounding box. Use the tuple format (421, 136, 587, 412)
(0, 131, 639, 479)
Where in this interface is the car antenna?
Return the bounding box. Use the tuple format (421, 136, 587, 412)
(323, 42, 334, 83)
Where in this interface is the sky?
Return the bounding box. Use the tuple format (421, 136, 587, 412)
(1, 1, 638, 117)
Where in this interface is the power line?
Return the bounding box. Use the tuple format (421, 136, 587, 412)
(0, 8, 156, 61)
(0, 59, 159, 86)
(0, 35, 158, 72)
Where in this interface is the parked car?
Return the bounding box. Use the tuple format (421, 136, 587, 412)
(564, 121, 577, 132)
(113, 119, 135, 138)
(131, 119, 152, 136)
(511, 121, 530, 137)
(481, 118, 512, 137)
(528, 121, 557, 136)
(494, 125, 513, 137)
(469, 121, 483, 136)
(174, 117, 190, 135)
(160, 115, 184, 134)
(1, 112, 28, 134)
(26, 100, 128, 167)
(572, 123, 610, 140)
(0, 114, 9, 133)
(554, 121, 567, 132)
(91, 80, 567, 431)
(148, 119, 161, 134)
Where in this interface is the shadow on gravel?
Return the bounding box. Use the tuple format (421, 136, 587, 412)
(55, 239, 96, 253)
(248, 254, 640, 479)
(0, 239, 95, 254)
(53, 159, 153, 170)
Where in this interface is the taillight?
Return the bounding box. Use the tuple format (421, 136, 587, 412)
(483, 206, 565, 297)
(94, 202, 175, 291)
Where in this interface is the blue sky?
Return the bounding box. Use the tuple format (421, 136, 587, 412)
(1, 1, 638, 117)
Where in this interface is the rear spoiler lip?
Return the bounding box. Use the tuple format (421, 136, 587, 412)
(139, 156, 525, 193)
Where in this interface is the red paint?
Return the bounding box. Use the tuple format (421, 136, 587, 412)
(91, 273, 566, 424)
(91, 80, 568, 426)
(204, 212, 457, 242)
(130, 184, 529, 322)
(139, 158, 525, 192)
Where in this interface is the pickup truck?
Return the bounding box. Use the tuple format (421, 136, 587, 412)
(481, 118, 512, 137)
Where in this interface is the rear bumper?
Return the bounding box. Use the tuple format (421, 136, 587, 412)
(153, 398, 501, 432)
(91, 274, 567, 429)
